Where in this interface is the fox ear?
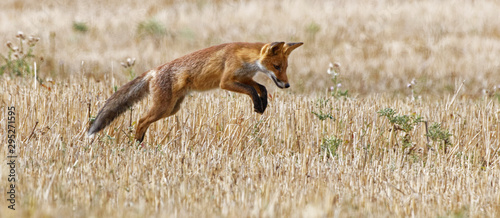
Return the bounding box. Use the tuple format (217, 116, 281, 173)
(265, 42, 285, 56)
(284, 42, 304, 56)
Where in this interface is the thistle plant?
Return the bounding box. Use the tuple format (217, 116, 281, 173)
(320, 135, 342, 158)
(137, 19, 168, 43)
(121, 57, 136, 80)
(495, 85, 500, 103)
(426, 122, 452, 152)
(73, 21, 89, 33)
(378, 108, 424, 149)
(311, 97, 334, 121)
(406, 78, 420, 100)
(120, 57, 137, 135)
(327, 62, 348, 98)
(0, 31, 40, 76)
(483, 84, 500, 103)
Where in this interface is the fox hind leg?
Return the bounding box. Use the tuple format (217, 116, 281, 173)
(135, 95, 185, 143)
(135, 102, 171, 143)
(169, 96, 185, 116)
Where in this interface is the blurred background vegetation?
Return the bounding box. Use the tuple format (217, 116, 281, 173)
(1, 0, 500, 97)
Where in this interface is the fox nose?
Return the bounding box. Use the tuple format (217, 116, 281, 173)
(284, 83, 290, 88)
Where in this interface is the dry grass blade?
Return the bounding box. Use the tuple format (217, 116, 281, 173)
(1, 76, 499, 217)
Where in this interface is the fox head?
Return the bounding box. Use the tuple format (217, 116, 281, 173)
(258, 41, 303, 89)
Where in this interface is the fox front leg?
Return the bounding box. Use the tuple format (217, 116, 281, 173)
(239, 79, 268, 113)
(220, 81, 265, 114)
(254, 82, 268, 112)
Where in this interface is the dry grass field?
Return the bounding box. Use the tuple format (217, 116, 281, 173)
(1, 0, 500, 217)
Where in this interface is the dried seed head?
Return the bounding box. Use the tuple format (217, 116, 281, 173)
(6, 41, 14, 50)
(407, 78, 416, 89)
(27, 36, 40, 46)
(493, 85, 500, 92)
(127, 58, 136, 66)
(121, 57, 136, 68)
(16, 31, 25, 40)
(482, 89, 490, 96)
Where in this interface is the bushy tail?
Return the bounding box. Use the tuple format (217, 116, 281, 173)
(88, 74, 151, 136)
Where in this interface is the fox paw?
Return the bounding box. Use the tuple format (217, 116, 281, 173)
(260, 96, 268, 112)
(254, 103, 265, 114)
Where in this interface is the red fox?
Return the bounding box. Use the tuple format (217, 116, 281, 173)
(88, 41, 303, 142)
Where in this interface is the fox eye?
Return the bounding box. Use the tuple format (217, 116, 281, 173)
(273, 64, 281, 71)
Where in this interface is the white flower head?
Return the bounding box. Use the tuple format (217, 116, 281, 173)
(121, 57, 136, 68)
(327, 63, 334, 74)
(327, 63, 338, 76)
(482, 89, 490, 95)
(16, 31, 25, 40)
(127, 58, 136, 66)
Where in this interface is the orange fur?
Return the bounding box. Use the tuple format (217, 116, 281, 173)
(88, 41, 303, 142)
